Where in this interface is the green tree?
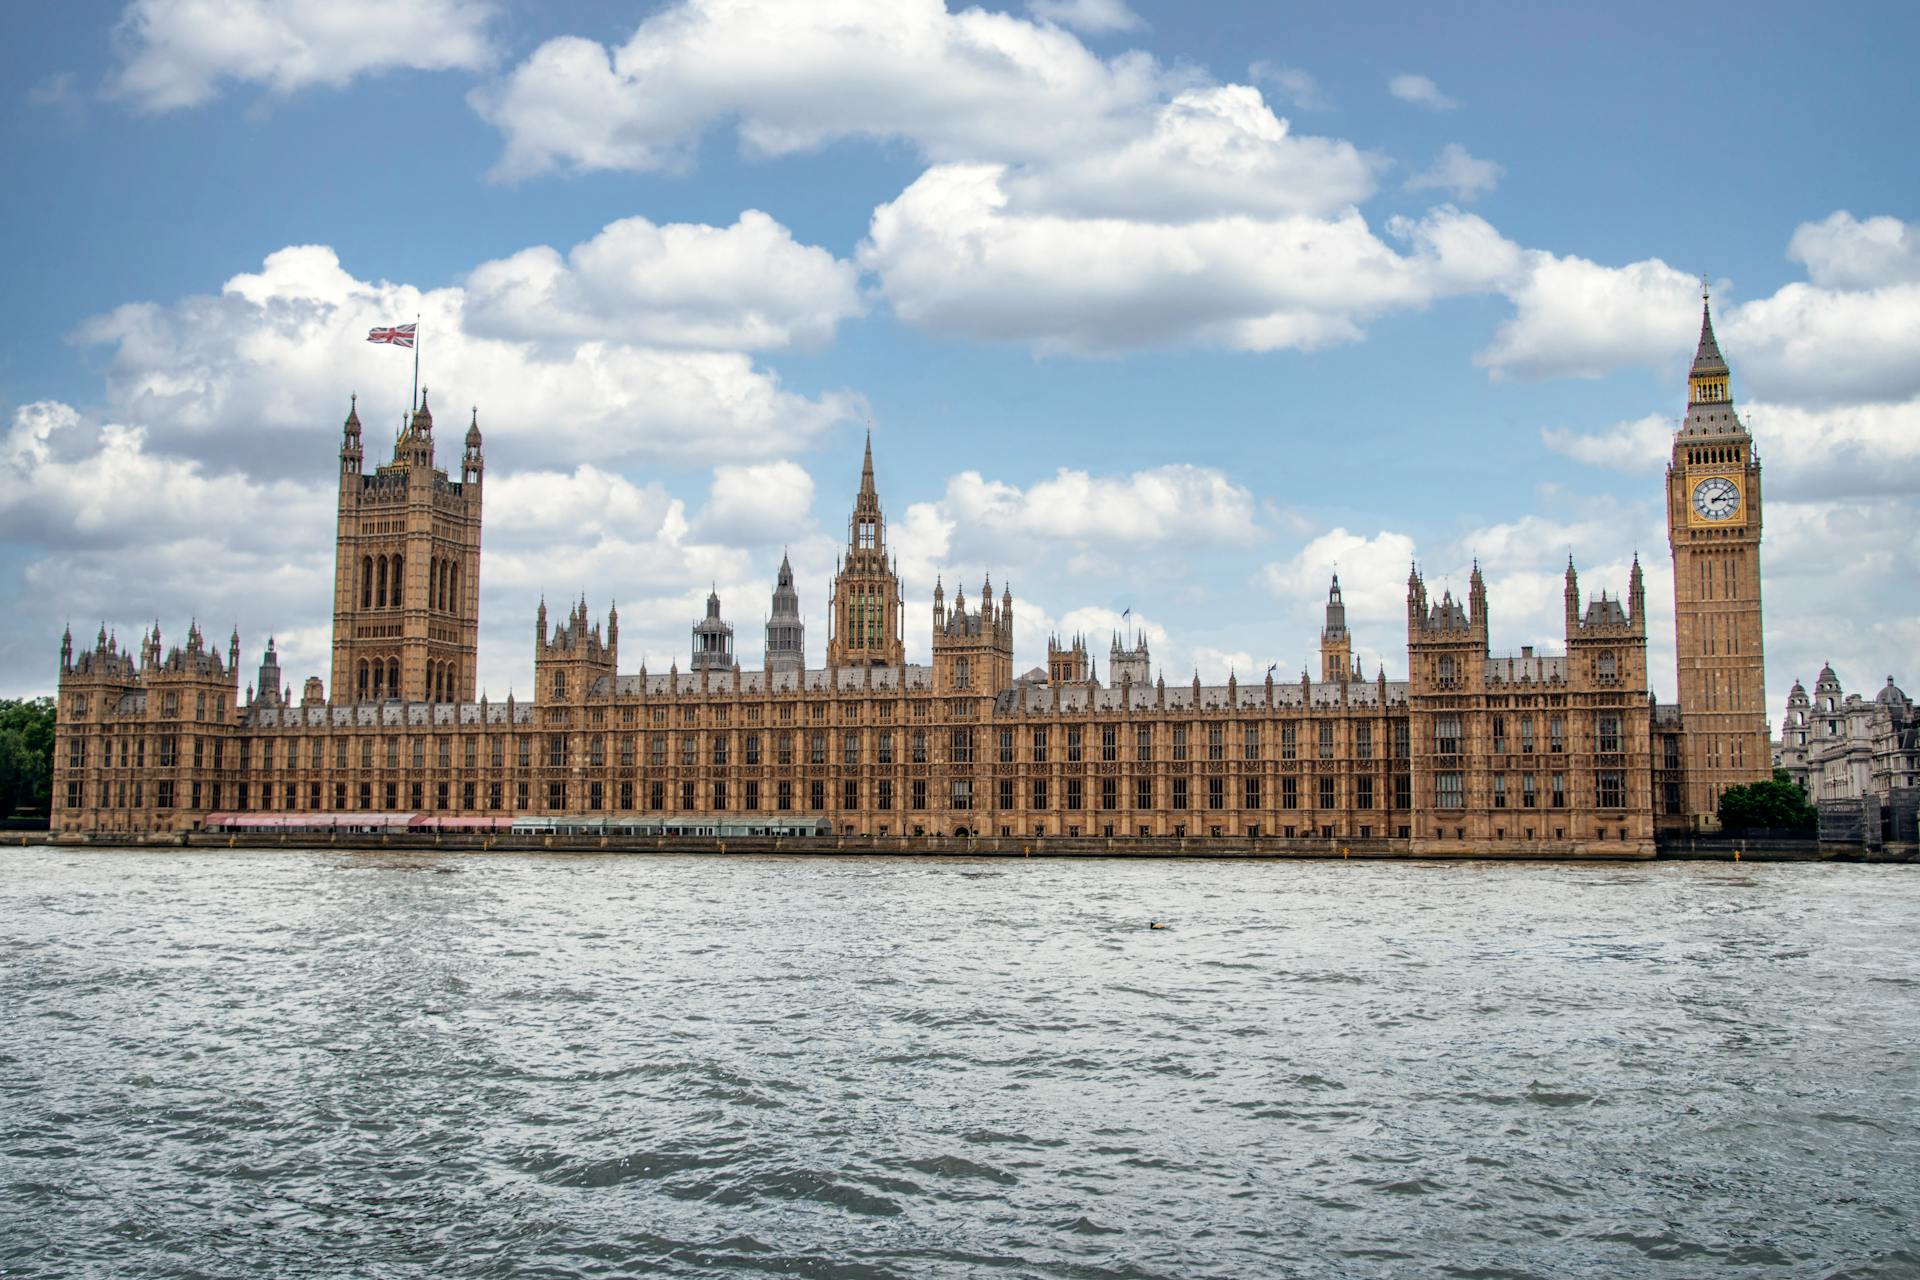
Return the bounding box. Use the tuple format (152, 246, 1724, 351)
(0, 696, 56, 820)
(1718, 768, 1817, 834)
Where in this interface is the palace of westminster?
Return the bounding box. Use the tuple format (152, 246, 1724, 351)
(49, 302, 1777, 853)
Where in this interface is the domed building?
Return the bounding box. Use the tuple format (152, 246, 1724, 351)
(1774, 665, 1920, 803)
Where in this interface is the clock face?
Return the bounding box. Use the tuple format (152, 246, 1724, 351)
(1692, 476, 1741, 522)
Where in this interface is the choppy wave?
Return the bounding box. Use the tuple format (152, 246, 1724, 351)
(2, 850, 1918, 1278)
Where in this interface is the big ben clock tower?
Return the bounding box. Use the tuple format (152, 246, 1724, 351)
(1667, 288, 1769, 822)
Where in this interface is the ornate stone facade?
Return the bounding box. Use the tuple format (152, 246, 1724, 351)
(330, 391, 483, 705)
(50, 313, 1767, 850)
(1775, 667, 1920, 802)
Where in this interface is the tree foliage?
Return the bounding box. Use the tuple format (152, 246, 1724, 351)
(1718, 768, 1818, 834)
(0, 696, 56, 820)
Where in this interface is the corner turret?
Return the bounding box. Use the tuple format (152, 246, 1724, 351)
(340, 394, 363, 478)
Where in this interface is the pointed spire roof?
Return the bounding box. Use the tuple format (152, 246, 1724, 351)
(859, 429, 876, 498)
(344, 393, 360, 429)
(1691, 287, 1729, 378)
(1324, 571, 1347, 635)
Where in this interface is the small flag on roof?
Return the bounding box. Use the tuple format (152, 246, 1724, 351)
(366, 323, 416, 348)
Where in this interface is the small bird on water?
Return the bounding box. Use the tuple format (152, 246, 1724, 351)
(1149, 921, 1170, 930)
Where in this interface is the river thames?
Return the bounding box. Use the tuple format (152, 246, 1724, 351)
(2, 849, 1916, 1278)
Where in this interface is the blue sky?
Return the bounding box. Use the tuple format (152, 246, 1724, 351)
(3, 0, 1916, 724)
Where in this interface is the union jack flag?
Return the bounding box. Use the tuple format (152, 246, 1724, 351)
(366, 323, 416, 348)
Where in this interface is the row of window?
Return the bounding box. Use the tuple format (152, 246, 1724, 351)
(75, 771, 1428, 817)
(1463, 713, 1623, 755)
(66, 713, 1638, 774)
(1435, 770, 1627, 810)
(70, 720, 1417, 771)
(356, 552, 465, 613)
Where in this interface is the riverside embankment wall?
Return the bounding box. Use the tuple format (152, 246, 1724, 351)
(20, 830, 1913, 861)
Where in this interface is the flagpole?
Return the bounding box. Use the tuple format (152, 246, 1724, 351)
(411, 314, 421, 412)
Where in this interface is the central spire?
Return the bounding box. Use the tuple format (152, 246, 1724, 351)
(848, 430, 884, 555)
(829, 431, 903, 668)
(1691, 287, 1728, 379)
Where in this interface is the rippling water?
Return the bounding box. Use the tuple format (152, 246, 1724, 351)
(3, 849, 1918, 1279)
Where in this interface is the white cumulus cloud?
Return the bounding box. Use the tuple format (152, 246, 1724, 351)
(1476, 224, 1920, 409)
(109, 0, 497, 112)
(694, 461, 819, 543)
(1728, 280, 1920, 408)
(862, 169, 1521, 352)
(464, 211, 864, 352)
(470, 0, 1176, 180)
(1003, 85, 1381, 222)
(1787, 211, 1920, 289)
(1476, 252, 1703, 382)
(888, 463, 1260, 615)
(0, 399, 336, 696)
(76, 240, 863, 477)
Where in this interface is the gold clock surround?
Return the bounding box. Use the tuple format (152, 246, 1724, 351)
(1685, 470, 1745, 528)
